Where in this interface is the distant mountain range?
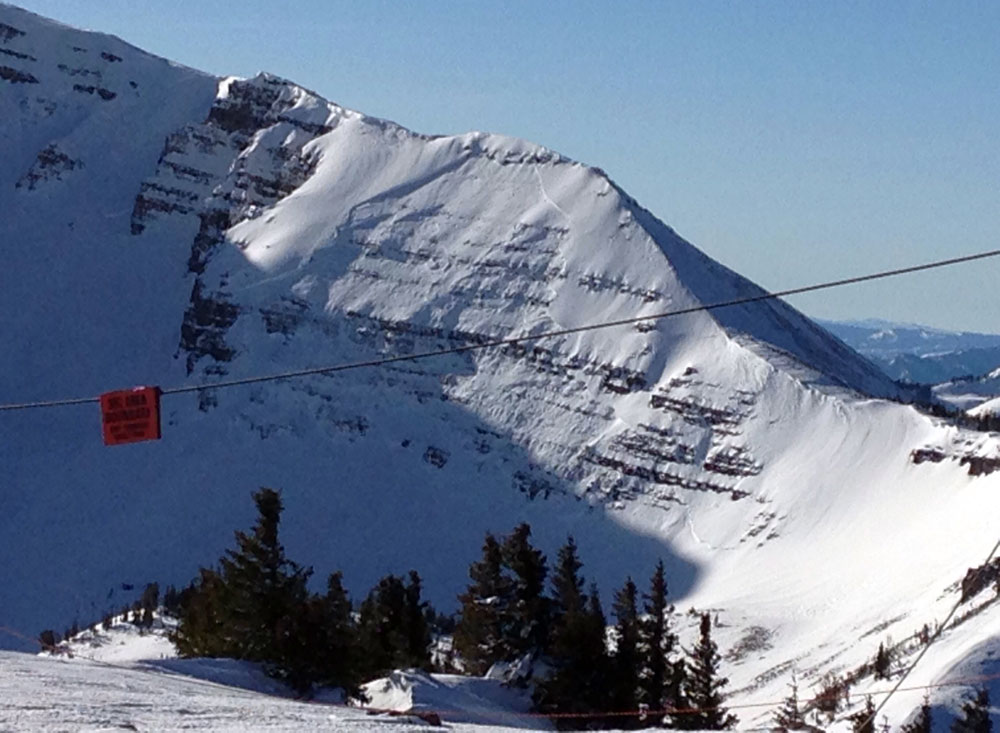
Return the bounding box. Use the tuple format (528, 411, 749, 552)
(820, 318, 1000, 385)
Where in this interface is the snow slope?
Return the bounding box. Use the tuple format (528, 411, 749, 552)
(971, 396, 1000, 419)
(2, 4, 1000, 729)
(1, 650, 536, 732)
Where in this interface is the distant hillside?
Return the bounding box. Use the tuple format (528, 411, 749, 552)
(820, 318, 1000, 384)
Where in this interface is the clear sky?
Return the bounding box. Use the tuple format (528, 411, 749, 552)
(17, 0, 1000, 332)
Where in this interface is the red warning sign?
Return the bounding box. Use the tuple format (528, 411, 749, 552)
(100, 386, 162, 446)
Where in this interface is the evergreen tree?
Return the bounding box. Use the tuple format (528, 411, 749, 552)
(501, 523, 549, 659)
(403, 570, 433, 669)
(680, 614, 737, 730)
(172, 568, 234, 658)
(638, 560, 678, 721)
(38, 630, 57, 650)
(162, 585, 181, 616)
(172, 488, 313, 680)
(583, 585, 613, 719)
(357, 571, 432, 679)
(813, 672, 847, 720)
(533, 538, 610, 729)
(609, 577, 642, 728)
(850, 696, 876, 733)
(140, 582, 159, 629)
(900, 695, 932, 733)
(454, 532, 514, 675)
(319, 570, 361, 693)
(874, 642, 890, 680)
(217, 488, 312, 664)
(275, 571, 364, 697)
(773, 673, 805, 731)
(951, 688, 992, 733)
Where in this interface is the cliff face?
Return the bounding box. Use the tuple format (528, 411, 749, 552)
(3, 5, 1000, 726)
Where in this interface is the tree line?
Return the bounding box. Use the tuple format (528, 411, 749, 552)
(167, 487, 738, 728)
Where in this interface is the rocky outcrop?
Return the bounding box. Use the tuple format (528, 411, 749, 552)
(131, 74, 338, 372)
(15, 144, 82, 189)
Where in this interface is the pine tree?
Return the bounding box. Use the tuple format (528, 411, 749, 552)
(140, 582, 159, 629)
(850, 696, 876, 733)
(582, 585, 613, 719)
(874, 641, 890, 680)
(951, 688, 992, 733)
(609, 577, 642, 728)
(454, 532, 514, 675)
(680, 614, 737, 730)
(638, 560, 678, 721)
(172, 568, 235, 658)
(357, 571, 432, 679)
(162, 585, 181, 616)
(773, 673, 805, 731)
(358, 574, 408, 679)
(900, 695, 932, 733)
(172, 488, 312, 679)
(38, 630, 57, 650)
(533, 538, 610, 729)
(276, 571, 364, 697)
(403, 570, 433, 669)
(501, 523, 549, 659)
(217, 488, 312, 664)
(318, 571, 362, 695)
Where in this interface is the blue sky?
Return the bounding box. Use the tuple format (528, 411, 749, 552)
(19, 0, 1000, 332)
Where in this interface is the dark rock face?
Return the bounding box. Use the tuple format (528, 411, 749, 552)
(15, 144, 82, 189)
(0, 64, 36, 83)
(0, 21, 25, 43)
(912, 446, 1000, 476)
(130, 74, 332, 374)
(71, 82, 115, 100)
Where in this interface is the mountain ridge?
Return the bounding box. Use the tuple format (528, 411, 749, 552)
(3, 6, 1000, 729)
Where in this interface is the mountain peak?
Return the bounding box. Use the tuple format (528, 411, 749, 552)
(4, 7, 1000, 730)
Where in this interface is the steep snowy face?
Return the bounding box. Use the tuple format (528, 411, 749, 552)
(4, 6, 1000, 728)
(0, 3, 218, 403)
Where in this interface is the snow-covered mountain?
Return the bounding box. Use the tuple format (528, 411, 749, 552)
(3, 5, 1000, 729)
(820, 319, 1000, 385)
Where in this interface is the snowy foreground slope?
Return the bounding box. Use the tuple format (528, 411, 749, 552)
(0, 651, 537, 732)
(3, 4, 1000, 728)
